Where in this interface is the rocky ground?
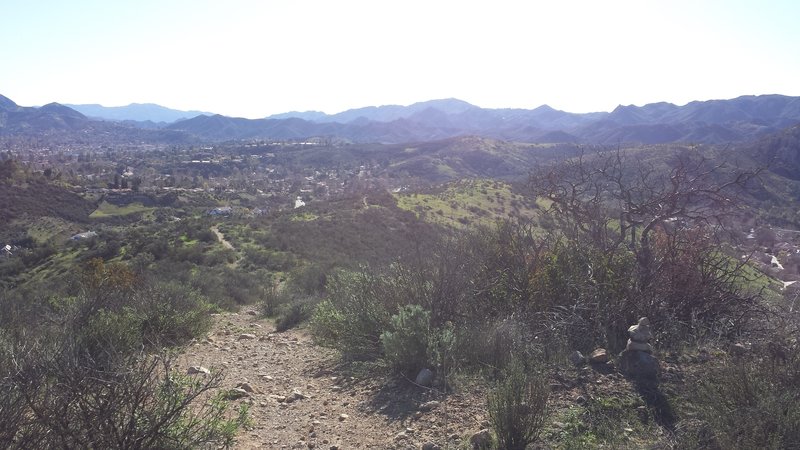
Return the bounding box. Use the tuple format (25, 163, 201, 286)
(181, 311, 492, 449)
(181, 311, 695, 449)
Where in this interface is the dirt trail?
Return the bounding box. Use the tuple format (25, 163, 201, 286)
(212, 225, 235, 250)
(181, 311, 489, 449)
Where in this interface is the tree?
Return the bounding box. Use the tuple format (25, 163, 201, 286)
(528, 146, 763, 345)
(529, 146, 759, 288)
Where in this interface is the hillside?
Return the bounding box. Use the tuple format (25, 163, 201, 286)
(0, 161, 95, 227)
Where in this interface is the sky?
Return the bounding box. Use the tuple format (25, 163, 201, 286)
(2, 0, 799, 118)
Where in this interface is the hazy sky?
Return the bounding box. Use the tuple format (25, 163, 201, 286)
(2, 0, 799, 118)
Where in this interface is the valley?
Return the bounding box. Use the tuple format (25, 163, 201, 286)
(2, 93, 800, 449)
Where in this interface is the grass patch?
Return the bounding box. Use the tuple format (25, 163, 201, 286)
(291, 212, 320, 222)
(394, 179, 539, 228)
(90, 201, 154, 218)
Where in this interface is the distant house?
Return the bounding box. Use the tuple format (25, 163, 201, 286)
(71, 231, 97, 241)
(208, 206, 233, 216)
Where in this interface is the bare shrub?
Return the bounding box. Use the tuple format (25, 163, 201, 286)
(488, 360, 550, 450)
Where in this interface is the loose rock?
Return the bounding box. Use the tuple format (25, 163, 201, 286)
(589, 348, 608, 363)
(568, 350, 586, 366)
(419, 400, 440, 412)
(237, 382, 255, 393)
(469, 429, 493, 450)
(187, 366, 210, 375)
(226, 388, 250, 400)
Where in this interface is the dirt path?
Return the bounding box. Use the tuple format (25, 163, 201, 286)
(181, 311, 490, 449)
(212, 225, 235, 250)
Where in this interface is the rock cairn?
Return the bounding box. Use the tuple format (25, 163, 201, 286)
(619, 317, 659, 380)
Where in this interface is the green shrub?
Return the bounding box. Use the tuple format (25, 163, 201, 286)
(135, 283, 214, 347)
(488, 360, 549, 450)
(310, 299, 346, 346)
(260, 285, 290, 317)
(310, 270, 393, 360)
(274, 297, 316, 332)
(380, 304, 431, 374)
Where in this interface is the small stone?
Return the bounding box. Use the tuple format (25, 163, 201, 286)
(419, 400, 440, 412)
(568, 350, 586, 366)
(289, 389, 306, 402)
(395, 431, 408, 441)
(589, 348, 608, 363)
(730, 343, 748, 356)
(237, 382, 255, 393)
(246, 310, 258, 316)
(239, 333, 257, 340)
(469, 429, 493, 449)
(575, 395, 587, 404)
(227, 388, 250, 400)
(415, 368, 434, 387)
(338, 414, 349, 421)
(421, 443, 441, 450)
(187, 366, 210, 375)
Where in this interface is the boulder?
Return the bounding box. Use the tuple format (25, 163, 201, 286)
(619, 349, 659, 379)
(415, 368, 434, 387)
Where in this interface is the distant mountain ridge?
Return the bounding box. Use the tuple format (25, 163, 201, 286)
(186, 94, 800, 144)
(3, 93, 800, 145)
(65, 103, 212, 124)
(0, 94, 191, 143)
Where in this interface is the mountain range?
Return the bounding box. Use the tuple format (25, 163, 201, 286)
(65, 102, 212, 124)
(0, 94, 189, 144)
(3, 93, 800, 145)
